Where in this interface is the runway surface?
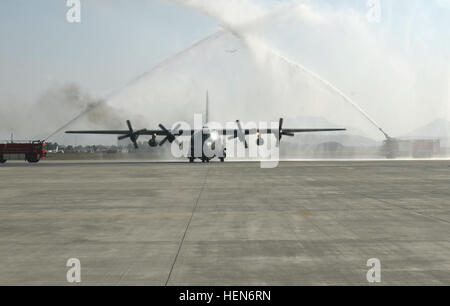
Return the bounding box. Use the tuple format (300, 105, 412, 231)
(0, 160, 449, 285)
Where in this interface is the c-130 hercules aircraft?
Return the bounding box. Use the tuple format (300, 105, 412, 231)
(66, 94, 346, 163)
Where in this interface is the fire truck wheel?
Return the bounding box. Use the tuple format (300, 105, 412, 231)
(0, 159, 6, 164)
(26, 154, 39, 163)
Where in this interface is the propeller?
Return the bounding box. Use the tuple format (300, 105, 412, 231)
(159, 123, 183, 147)
(277, 118, 294, 146)
(118, 120, 146, 149)
(227, 120, 249, 148)
(236, 120, 248, 149)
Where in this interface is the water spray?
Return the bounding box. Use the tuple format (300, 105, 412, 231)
(44, 31, 227, 142)
(264, 45, 392, 140)
(44, 103, 100, 141)
(231, 33, 391, 141)
(44, 4, 297, 142)
(48, 0, 391, 142)
(176, 0, 392, 140)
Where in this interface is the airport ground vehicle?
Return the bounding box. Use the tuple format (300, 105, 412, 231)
(0, 141, 47, 163)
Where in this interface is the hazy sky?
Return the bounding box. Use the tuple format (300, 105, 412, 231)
(1, 0, 448, 100)
(1, 0, 449, 141)
(0, 0, 214, 102)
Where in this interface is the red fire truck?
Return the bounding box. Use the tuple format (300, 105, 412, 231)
(0, 141, 47, 164)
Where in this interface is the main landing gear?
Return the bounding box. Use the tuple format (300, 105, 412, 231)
(188, 157, 223, 163)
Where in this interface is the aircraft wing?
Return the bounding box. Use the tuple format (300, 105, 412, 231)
(65, 119, 346, 149)
(65, 129, 170, 136)
(276, 128, 346, 134)
(66, 130, 132, 135)
(205, 119, 346, 136)
(65, 128, 346, 138)
(65, 120, 183, 149)
(66, 119, 181, 137)
(204, 119, 346, 148)
(211, 128, 346, 135)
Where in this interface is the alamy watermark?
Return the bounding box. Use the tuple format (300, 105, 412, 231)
(63, 256, 382, 283)
(65, 0, 381, 25)
(66, 258, 81, 283)
(366, 258, 381, 283)
(66, 0, 81, 23)
(366, 0, 381, 23)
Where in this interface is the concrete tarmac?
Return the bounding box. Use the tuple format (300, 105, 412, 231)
(0, 160, 449, 285)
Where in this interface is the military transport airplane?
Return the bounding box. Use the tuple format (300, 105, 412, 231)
(66, 97, 346, 163)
